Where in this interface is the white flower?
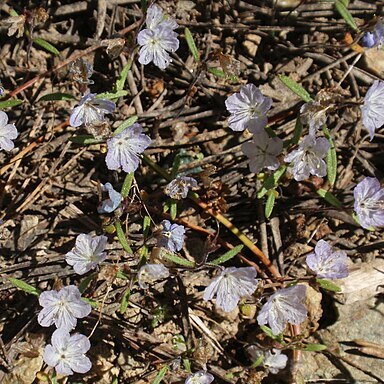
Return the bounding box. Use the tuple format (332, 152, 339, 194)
(43, 328, 91, 375)
(361, 80, 384, 141)
(65, 234, 108, 275)
(185, 370, 215, 384)
(353, 176, 384, 229)
(225, 84, 272, 132)
(0, 111, 18, 151)
(145, 4, 178, 31)
(38, 285, 91, 331)
(138, 263, 170, 289)
(69, 93, 115, 128)
(241, 130, 283, 173)
(284, 134, 329, 181)
(165, 176, 198, 199)
(257, 285, 307, 335)
(306, 239, 349, 279)
(247, 346, 288, 374)
(105, 123, 151, 173)
(137, 5, 179, 70)
(203, 267, 258, 312)
(97, 182, 122, 214)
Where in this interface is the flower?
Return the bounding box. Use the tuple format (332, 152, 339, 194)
(247, 346, 288, 374)
(137, 5, 179, 69)
(164, 176, 198, 199)
(361, 80, 384, 141)
(353, 176, 384, 230)
(225, 84, 272, 132)
(257, 285, 307, 335)
(145, 4, 178, 31)
(69, 93, 115, 128)
(97, 183, 122, 214)
(0, 111, 18, 151)
(105, 123, 151, 173)
(306, 239, 349, 279)
(284, 134, 329, 181)
(38, 285, 91, 331)
(43, 328, 91, 375)
(241, 130, 283, 174)
(203, 267, 258, 312)
(185, 371, 215, 384)
(65, 234, 108, 275)
(138, 263, 170, 289)
(360, 18, 384, 48)
(157, 220, 185, 252)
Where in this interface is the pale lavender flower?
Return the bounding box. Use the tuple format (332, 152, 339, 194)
(97, 182, 122, 214)
(306, 239, 349, 279)
(360, 18, 384, 48)
(225, 84, 272, 132)
(353, 176, 384, 230)
(165, 176, 198, 199)
(38, 285, 91, 331)
(137, 5, 179, 70)
(43, 328, 91, 375)
(138, 263, 170, 289)
(247, 346, 288, 374)
(0, 111, 18, 151)
(284, 134, 329, 181)
(157, 220, 185, 252)
(185, 371, 215, 384)
(257, 285, 307, 335)
(138, 26, 179, 69)
(65, 234, 108, 275)
(361, 80, 384, 141)
(70, 93, 115, 127)
(241, 130, 283, 174)
(145, 4, 178, 31)
(203, 267, 258, 312)
(105, 123, 151, 173)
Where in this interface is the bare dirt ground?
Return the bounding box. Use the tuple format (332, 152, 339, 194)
(1, 1, 384, 383)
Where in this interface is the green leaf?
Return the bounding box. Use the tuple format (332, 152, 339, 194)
(121, 172, 134, 198)
(184, 27, 200, 63)
(82, 297, 100, 308)
(171, 154, 182, 179)
(260, 325, 280, 340)
(323, 126, 337, 186)
(115, 60, 132, 92)
(257, 166, 287, 199)
(207, 67, 225, 78)
(290, 117, 303, 146)
(8, 278, 40, 296)
(265, 189, 277, 219)
(113, 116, 138, 136)
(69, 135, 104, 145)
(78, 273, 96, 294)
(302, 343, 327, 352)
(120, 287, 131, 313)
(279, 75, 312, 102)
(0, 99, 23, 109)
(38, 92, 75, 102)
(163, 252, 195, 268)
(33, 38, 60, 55)
(334, 0, 359, 31)
(251, 354, 264, 368)
(170, 200, 177, 220)
(96, 90, 128, 100)
(151, 365, 168, 384)
(116, 269, 129, 280)
(115, 221, 133, 254)
(210, 245, 243, 265)
(316, 278, 342, 292)
(317, 189, 342, 208)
